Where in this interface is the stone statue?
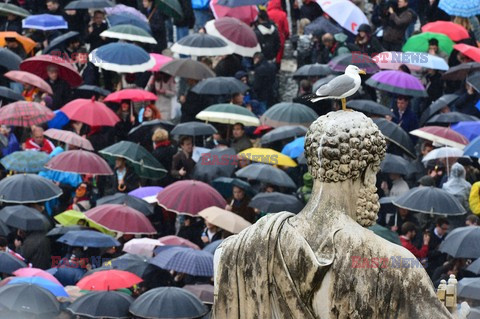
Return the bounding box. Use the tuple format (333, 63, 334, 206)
(212, 111, 469, 318)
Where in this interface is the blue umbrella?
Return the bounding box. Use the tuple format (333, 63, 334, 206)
(452, 121, 480, 141)
(0, 150, 49, 173)
(281, 137, 305, 159)
(47, 267, 85, 286)
(149, 246, 214, 277)
(57, 230, 120, 248)
(463, 136, 480, 157)
(107, 13, 151, 33)
(48, 110, 70, 129)
(0, 251, 26, 274)
(7, 277, 68, 297)
(438, 0, 480, 17)
(89, 42, 155, 73)
(212, 177, 256, 198)
(203, 239, 223, 255)
(22, 14, 68, 30)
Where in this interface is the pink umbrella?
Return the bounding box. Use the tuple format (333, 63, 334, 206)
(13, 268, 62, 286)
(104, 89, 157, 103)
(123, 238, 162, 257)
(158, 235, 200, 250)
(60, 97, 120, 127)
(4, 70, 53, 95)
(373, 52, 421, 71)
(210, 0, 258, 25)
(44, 150, 114, 175)
(0, 101, 55, 127)
(149, 53, 174, 72)
(44, 128, 94, 150)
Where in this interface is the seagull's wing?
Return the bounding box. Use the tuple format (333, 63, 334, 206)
(315, 74, 357, 98)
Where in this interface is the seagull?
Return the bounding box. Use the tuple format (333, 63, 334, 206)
(308, 65, 366, 111)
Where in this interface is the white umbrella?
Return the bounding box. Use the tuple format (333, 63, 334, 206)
(316, 0, 368, 35)
(421, 147, 463, 162)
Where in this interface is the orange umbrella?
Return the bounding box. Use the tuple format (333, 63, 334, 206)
(0, 32, 36, 54)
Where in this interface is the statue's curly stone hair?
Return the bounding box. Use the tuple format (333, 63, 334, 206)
(305, 111, 386, 183)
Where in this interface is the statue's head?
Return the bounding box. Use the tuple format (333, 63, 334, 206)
(305, 111, 386, 226)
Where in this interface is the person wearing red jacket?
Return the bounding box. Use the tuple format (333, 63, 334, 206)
(399, 221, 430, 259)
(23, 126, 55, 154)
(267, 0, 290, 64)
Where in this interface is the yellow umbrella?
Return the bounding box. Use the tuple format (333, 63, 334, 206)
(0, 31, 36, 54)
(54, 210, 115, 235)
(198, 206, 252, 234)
(238, 148, 297, 167)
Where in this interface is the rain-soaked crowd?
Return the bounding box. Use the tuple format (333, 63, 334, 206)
(0, 0, 480, 317)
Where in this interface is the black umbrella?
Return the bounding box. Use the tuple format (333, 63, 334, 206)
(43, 31, 80, 55)
(439, 226, 480, 258)
(68, 291, 132, 319)
(346, 100, 394, 117)
(458, 278, 480, 300)
(0, 220, 10, 236)
(427, 112, 479, 125)
(0, 174, 62, 204)
(171, 122, 217, 136)
(467, 71, 480, 93)
(0, 86, 24, 102)
(160, 59, 216, 81)
(442, 62, 480, 81)
(57, 230, 120, 247)
(235, 163, 297, 188)
(0, 205, 50, 231)
(372, 118, 416, 158)
(392, 186, 466, 215)
(97, 193, 153, 216)
(87, 253, 153, 278)
(419, 94, 459, 125)
(46, 225, 88, 237)
(128, 119, 175, 143)
(249, 192, 304, 213)
(0, 251, 27, 274)
(0, 284, 59, 316)
(129, 287, 208, 319)
(65, 0, 114, 9)
(75, 85, 111, 98)
(193, 147, 237, 184)
(467, 258, 480, 275)
(0, 48, 21, 71)
(260, 125, 307, 145)
(191, 77, 249, 95)
(380, 153, 412, 176)
(171, 33, 232, 56)
(293, 63, 332, 78)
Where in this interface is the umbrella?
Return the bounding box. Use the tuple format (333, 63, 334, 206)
(463, 136, 480, 157)
(45, 150, 113, 175)
(454, 43, 480, 62)
(191, 77, 249, 95)
(0, 205, 50, 231)
(419, 94, 459, 125)
(99, 141, 167, 180)
(106, 13, 151, 33)
(65, 0, 114, 9)
(155, 0, 184, 19)
(281, 137, 305, 159)
(46, 267, 85, 286)
(75, 85, 111, 98)
(203, 240, 223, 255)
(410, 126, 469, 149)
(198, 206, 252, 234)
(54, 210, 114, 235)
(210, 0, 258, 25)
(0, 32, 36, 54)
(438, 0, 480, 17)
(46, 225, 88, 237)
(0, 220, 10, 236)
(4, 71, 52, 95)
(105, 4, 148, 21)
(0, 3, 30, 17)
(328, 53, 380, 74)
(43, 31, 80, 55)
(0, 173, 62, 204)
(0, 48, 21, 71)
(61, 97, 120, 127)
(0, 252, 27, 274)
(380, 153, 412, 176)
(260, 102, 319, 128)
(123, 238, 162, 257)
(196, 103, 260, 126)
(0, 87, 24, 104)
(293, 63, 332, 78)
(458, 278, 480, 301)
(421, 146, 463, 162)
(77, 269, 142, 291)
(68, 291, 133, 319)
(44, 129, 93, 150)
(97, 193, 153, 216)
(90, 43, 156, 73)
(183, 284, 214, 304)
(57, 230, 120, 247)
(128, 186, 164, 204)
(192, 147, 237, 184)
(85, 204, 156, 235)
(421, 21, 469, 41)
(372, 118, 416, 158)
(368, 224, 401, 245)
(318, 0, 368, 34)
(160, 59, 215, 80)
(171, 33, 233, 56)
(468, 72, 480, 93)
(439, 226, 480, 258)
(20, 54, 83, 87)
(158, 235, 200, 250)
(157, 180, 226, 216)
(129, 287, 208, 319)
(365, 70, 427, 97)
(212, 177, 256, 198)
(149, 246, 214, 277)
(149, 53, 174, 72)
(7, 277, 68, 297)
(0, 101, 54, 127)
(205, 17, 261, 57)
(239, 147, 297, 167)
(392, 186, 466, 215)
(402, 32, 454, 55)
(372, 51, 422, 71)
(405, 52, 449, 71)
(451, 121, 480, 141)
(467, 258, 480, 275)
(22, 14, 68, 30)
(13, 268, 62, 286)
(0, 283, 59, 316)
(427, 112, 479, 125)
(128, 119, 175, 143)
(171, 122, 217, 136)
(442, 62, 480, 81)
(260, 125, 307, 145)
(249, 192, 304, 213)
(346, 100, 394, 117)
(104, 88, 157, 103)
(235, 163, 297, 188)
(217, 0, 266, 6)
(0, 150, 48, 173)
(100, 24, 157, 44)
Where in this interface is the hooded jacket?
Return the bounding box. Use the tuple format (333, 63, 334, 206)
(254, 21, 280, 61)
(267, 0, 290, 63)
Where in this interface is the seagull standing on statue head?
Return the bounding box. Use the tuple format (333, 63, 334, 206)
(309, 65, 366, 111)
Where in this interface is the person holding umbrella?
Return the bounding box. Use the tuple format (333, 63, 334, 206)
(152, 128, 176, 185)
(171, 136, 195, 180)
(113, 157, 139, 193)
(145, 71, 176, 120)
(46, 65, 71, 110)
(225, 186, 256, 224)
(141, 0, 167, 52)
(115, 100, 138, 142)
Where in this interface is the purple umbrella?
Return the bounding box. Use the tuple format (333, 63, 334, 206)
(328, 53, 380, 74)
(128, 186, 164, 199)
(365, 70, 428, 97)
(105, 4, 147, 22)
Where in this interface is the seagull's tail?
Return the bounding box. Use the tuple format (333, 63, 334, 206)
(302, 93, 328, 103)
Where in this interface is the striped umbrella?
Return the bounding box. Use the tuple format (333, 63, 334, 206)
(149, 246, 214, 277)
(171, 33, 233, 56)
(89, 42, 156, 73)
(196, 103, 260, 126)
(260, 102, 319, 128)
(100, 24, 157, 44)
(1, 151, 49, 173)
(0, 101, 54, 127)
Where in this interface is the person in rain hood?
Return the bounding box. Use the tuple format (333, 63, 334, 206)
(267, 0, 290, 65)
(443, 163, 472, 211)
(354, 24, 384, 56)
(254, 10, 281, 62)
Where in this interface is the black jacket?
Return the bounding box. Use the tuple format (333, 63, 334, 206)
(48, 78, 71, 110)
(142, 6, 168, 53)
(112, 166, 140, 194)
(85, 22, 109, 52)
(173, 0, 195, 28)
(253, 58, 277, 106)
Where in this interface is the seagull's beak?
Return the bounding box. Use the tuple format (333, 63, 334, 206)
(358, 69, 367, 75)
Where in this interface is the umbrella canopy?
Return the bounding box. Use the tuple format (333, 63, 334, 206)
(90, 42, 155, 73)
(129, 287, 208, 319)
(155, 0, 183, 19)
(0, 32, 36, 54)
(150, 246, 214, 277)
(171, 33, 233, 56)
(0, 173, 62, 204)
(75, 85, 111, 99)
(372, 51, 422, 71)
(438, 0, 480, 17)
(105, 4, 148, 21)
(0, 47, 21, 71)
(372, 118, 416, 158)
(318, 0, 368, 34)
(427, 112, 479, 125)
(380, 153, 412, 176)
(46, 225, 88, 237)
(20, 54, 82, 87)
(0, 101, 54, 127)
(293, 63, 331, 78)
(210, 0, 258, 25)
(198, 206, 252, 234)
(22, 14, 68, 30)
(160, 58, 215, 80)
(238, 147, 297, 167)
(128, 119, 175, 143)
(392, 186, 466, 215)
(368, 224, 401, 245)
(260, 125, 307, 145)
(192, 147, 237, 184)
(419, 94, 459, 125)
(249, 192, 304, 213)
(439, 226, 480, 258)
(443, 62, 480, 81)
(205, 17, 261, 57)
(45, 150, 113, 175)
(402, 32, 454, 55)
(261, 102, 319, 128)
(65, 0, 114, 9)
(211, 177, 256, 198)
(4, 70, 52, 94)
(157, 180, 226, 216)
(104, 88, 157, 103)
(100, 24, 157, 44)
(57, 230, 120, 247)
(97, 193, 153, 216)
(235, 163, 297, 188)
(191, 76, 249, 95)
(13, 268, 62, 286)
(405, 52, 449, 71)
(454, 43, 480, 62)
(123, 238, 162, 257)
(158, 235, 200, 250)
(467, 258, 480, 275)
(0, 150, 48, 173)
(0, 252, 27, 274)
(0, 205, 50, 231)
(171, 122, 217, 136)
(44, 129, 93, 150)
(129, 186, 164, 204)
(281, 137, 305, 158)
(61, 97, 120, 127)
(451, 121, 480, 141)
(421, 146, 463, 162)
(328, 53, 380, 74)
(0, 283, 59, 316)
(468, 71, 480, 92)
(365, 70, 427, 97)
(149, 53, 174, 72)
(196, 103, 260, 126)
(7, 277, 68, 297)
(346, 100, 394, 117)
(183, 284, 214, 304)
(68, 291, 133, 319)
(463, 136, 480, 157)
(46, 267, 85, 286)
(0, 86, 23, 102)
(77, 269, 142, 291)
(106, 13, 151, 33)
(410, 126, 469, 149)
(43, 31, 79, 54)
(54, 210, 114, 235)
(421, 21, 469, 41)
(85, 204, 156, 234)
(0, 3, 30, 17)
(458, 278, 480, 301)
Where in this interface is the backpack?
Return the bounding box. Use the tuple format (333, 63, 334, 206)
(255, 24, 280, 61)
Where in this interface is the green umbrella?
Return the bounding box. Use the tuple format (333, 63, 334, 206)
(0, 150, 49, 173)
(100, 24, 157, 44)
(402, 32, 454, 55)
(0, 3, 30, 18)
(196, 103, 260, 126)
(99, 141, 167, 180)
(368, 224, 401, 245)
(155, 0, 183, 20)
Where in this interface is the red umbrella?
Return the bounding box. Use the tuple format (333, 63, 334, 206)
(104, 89, 157, 103)
(85, 204, 156, 234)
(0, 101, 54, 127)
(253, 124, 273, 136)
(156, 180, 227, 216)
(454, 44, 480, 62)
(210, 0, 258, 25)
(20, 55, 83, 87)
(44, 128, 93, 150)
(158, 235, 200, 250)
(421, 21, 469, 42)
(76, 270, 142, 291)
(4, 71, 53, 95)
(61, 97, 120, 127)
(45, 150, 113, 175)
(410, 126, 469, 149)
